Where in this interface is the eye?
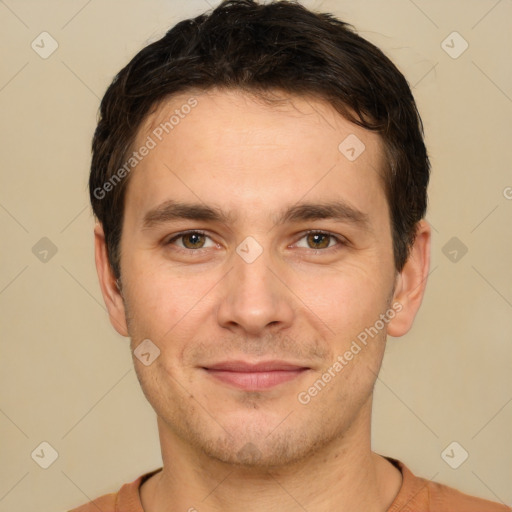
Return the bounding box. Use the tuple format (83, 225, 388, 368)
(164, 229, 347, 254)
(294, 230, 346, 251)
(166, 230, 216, 251)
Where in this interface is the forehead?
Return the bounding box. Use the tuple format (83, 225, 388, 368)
(137, 87, 386, 163)
(124, 88, 389, 228)
(144, 87, 308, 135)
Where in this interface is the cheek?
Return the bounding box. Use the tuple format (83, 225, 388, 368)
(124, 253, 202, 311)
(122, 257, 222, 360)
(305, 261, 391, 335)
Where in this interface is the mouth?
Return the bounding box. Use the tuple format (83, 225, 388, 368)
(201, 360, 310, 391)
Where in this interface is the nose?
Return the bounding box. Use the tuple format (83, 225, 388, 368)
(216, 242, 295, 337)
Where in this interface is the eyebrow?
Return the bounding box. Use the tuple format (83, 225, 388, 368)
(142, 199, 372, 232)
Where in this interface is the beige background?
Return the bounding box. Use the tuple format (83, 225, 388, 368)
(1, 0, 511, 510)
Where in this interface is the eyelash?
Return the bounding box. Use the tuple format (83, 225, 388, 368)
(164, 230, 347, 255)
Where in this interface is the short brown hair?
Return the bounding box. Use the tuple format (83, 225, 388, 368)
(90, 0, 430, 280)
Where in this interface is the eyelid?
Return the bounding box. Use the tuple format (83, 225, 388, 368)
(165, 229, 348, 253)
(165, 229, 213, 251)
(292, 229, 348, 250)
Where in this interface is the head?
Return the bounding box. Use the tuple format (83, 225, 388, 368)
(92, 0, 430, 468)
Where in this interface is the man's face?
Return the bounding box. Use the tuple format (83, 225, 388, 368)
(114, 89, 400, 467)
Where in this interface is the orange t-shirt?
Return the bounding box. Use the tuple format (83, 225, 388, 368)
(68, 458, 511, 512)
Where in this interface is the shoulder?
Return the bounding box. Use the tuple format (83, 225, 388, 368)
(388, 457, 511, 512)
(428, 479, 511, 512)
(67, 491, 117, 512)
(66, 468, 162, 512)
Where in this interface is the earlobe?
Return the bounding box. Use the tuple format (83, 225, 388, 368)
(387, 219, 431, 337)
(94, 223, 129, 337)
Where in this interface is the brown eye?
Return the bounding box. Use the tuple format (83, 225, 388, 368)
(181, 232, 206, 249)
(306, 232, 331, 249)
(166, 231, 214, 251)
(293, 230, 347, 253)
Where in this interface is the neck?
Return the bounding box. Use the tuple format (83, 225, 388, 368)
(141, 401, 402, 512)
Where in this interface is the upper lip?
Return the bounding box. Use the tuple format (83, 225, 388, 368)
(204, 360, 309, 372)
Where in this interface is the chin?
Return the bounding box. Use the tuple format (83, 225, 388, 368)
(183, 415, 336, 470)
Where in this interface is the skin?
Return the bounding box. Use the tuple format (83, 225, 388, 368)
(95, 88, 431, 511)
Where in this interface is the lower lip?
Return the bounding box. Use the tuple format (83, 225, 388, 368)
(204, 369, 308, 390)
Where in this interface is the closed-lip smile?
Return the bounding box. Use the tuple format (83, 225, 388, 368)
(202, 360, 310, 390)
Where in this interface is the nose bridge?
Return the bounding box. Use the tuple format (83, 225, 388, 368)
(216, 237, 295, 334)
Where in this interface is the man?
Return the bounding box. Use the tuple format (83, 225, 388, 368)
(71, 0, 510, 510)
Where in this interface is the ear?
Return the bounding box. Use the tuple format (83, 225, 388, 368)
(94, 222, 129, 337)
(387, 219, 431, 337)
